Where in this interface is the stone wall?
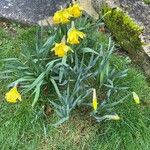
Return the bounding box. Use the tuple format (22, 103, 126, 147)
(91, 0, 150, 75)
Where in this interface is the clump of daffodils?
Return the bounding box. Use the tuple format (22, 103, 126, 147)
(52, 4, 85, 57)
(53, 3, 82, 24)
(3, 2, 141, 127)
(5, 3, 84, 103)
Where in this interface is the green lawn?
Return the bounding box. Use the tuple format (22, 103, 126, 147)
(0, 22, 150, 150)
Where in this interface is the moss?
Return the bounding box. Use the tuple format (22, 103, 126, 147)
(102, 6, 143, 57)
(144, 0, 150, 5)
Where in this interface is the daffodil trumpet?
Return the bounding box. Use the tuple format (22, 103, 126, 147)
(51, 36, 72, 57)
(67, 21, 86, 45)
(53, 7, 71, 24)
(68, 2, 83, 18)
(5, 86, 22, 103)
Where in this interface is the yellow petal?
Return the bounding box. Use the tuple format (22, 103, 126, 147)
(52, 43, 71, 57)
(67, 28, 85, 45)
(53, 11, 62, 24)
(92, 89, 98, 111)
(53, 9, 71, 24)
(93, 99, 98, 111)
(76, 31, 86, 39)
(69, 3, 82, 18)
(5, 86, 22, 103)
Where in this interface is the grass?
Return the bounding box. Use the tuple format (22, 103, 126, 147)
(0, 21, 150, 150)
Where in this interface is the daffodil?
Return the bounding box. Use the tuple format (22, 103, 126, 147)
(92, 89, 98, 111)
(53, 9, 71, 24)
(5, 86, 22, 103)
(132, 92, 140, 104)
(68, 3, 82, 18)
(52, 42, 71, 57)
(67, 27, 86, 44)
(105, 115, 120, 121)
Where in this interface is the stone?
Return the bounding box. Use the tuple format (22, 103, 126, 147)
(119, 0, 150, 56)
(77, 0, 99, 19)
(92, 0, 119, 12)
(92, 0, 150, 76)
(0, 0, 70, 25)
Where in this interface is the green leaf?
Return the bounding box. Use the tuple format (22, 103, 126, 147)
(0, 70, 14, 74)
(50, 101, 61, 110)
(52, 117, 69, 127)
(50, 78, 61, 99)
(105, 94, 131, 108)
(0, 76, 13, 79)
(46, 59, 61, 74)
(40, 35, 55, 53)
(32, 81, 42, 107)
(100, 73, 104, 87)
(0, 58, 18, 62)
(25, 72, 45, 93)
(8, 77, 35, 87)
(59, 55, 67, 83)
(81, 48, 100, 56)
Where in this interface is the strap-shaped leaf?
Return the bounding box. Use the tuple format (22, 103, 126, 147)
(104, 94, 131, 108)
(52, 117, 69, 127)
(24, 72, 45, 93)
(8, 77, 35, 87)
(50, 78, 61, 99)
(32, 81, 43, 107)
(0, 58, 18, 62)
(39, 35, 55, 53)
(81, 47, 100, 56)
(46, 59, 61, 75)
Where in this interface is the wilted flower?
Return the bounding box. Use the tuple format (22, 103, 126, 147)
(105, 115, 120, 121)
(5, 86, 22, 103)
(132, 92, 140, 104)
(67, 24, 86, 44)
(52, 42, 71, 57)
(92, 89, 98, 111)
(53, 9, 71, 24)
(68, 3, 82, 18)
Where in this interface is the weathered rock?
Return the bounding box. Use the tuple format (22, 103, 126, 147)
(92, 0, 119, 12)
(0, 0, 70, 25)
(77, 0, 99, 19)
(92, 0, 150, 76)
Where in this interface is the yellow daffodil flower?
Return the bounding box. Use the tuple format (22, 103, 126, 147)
(53, 9, 71, 24)
(52, 42, 71, 57)
(5, 86, 22, 103)
(92, 89, 98, 111)
(68, 3, 82, 18)
(132, 92, 140, 104)
(67, 27, 86, 44)
(105, 115, 120, 121)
